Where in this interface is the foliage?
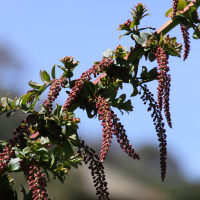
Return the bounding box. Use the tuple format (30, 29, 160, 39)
(1, 1, 200, 199)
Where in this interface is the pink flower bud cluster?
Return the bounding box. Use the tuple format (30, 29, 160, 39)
(124, 19, 132, 29)
(0, 144, 15, 174)
(96, 96, 113, 162)
(172, 0, 179, 17)
(163, 74, 172, 128)
(78, 141, 110, 200)
(95, 96, 140, 161)
(63, 58, 114, 111)
(110, 110, 140, 160)
(180, 23, 190, 61)
(9, 119, 30, 147)
(140, 84, 167, 181)
(20, 158, 48, 200)
(43, 76, 66, 114)
(155, 46, 172, 128)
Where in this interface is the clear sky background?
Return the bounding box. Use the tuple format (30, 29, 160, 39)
(0, 0, 199, 182)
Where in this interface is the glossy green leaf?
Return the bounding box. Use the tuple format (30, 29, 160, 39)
(148, 53, 156, 62)
(35, 147, 49, 156)
(38, 84, 47, 92)
(1, 97, 13, 107)
(51, 64, 56, 79)
(103, 48, 114, 58)
(141, 66, 151, 79)
(193, 23, 200, 39)
(53, 145, 63, 159)
(42, 70, 51, 82)
(31, 95, 41, 109)
(21, 93, 32, 109)
(165, 8, 172, 17)
(131, 86, 138, 97)
(28, 81, 42, 89)
(67, 160, 78, 168)
(140, 32, 151, 42)
(148, 67, 158, 78)
(8, 158, 21, 172)
(131, 34, 144, 45)
(64, 161, 71, 170)
(63, 140, 74, 160)
(39, 70, 45, 83)
(23, 147, 31, 155)
(130, 19, 136, 29)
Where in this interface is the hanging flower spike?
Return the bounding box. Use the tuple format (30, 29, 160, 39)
(163, 74, 172, 128)
(172, 0, 179, 17)
(180, 23, 190, 61)
(78, 141, 110, 200)
(0, 144, 15, 175)
(43, 76, 66, 114)
(20, 158, 48, 200)
(140, 84, 167, 181)
(96, 96, 113, 162)
(110, 110, 140, 160)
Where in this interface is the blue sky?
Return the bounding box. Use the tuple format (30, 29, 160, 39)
(0, 0, 200, 182)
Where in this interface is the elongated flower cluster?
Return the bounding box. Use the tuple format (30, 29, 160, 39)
(43, 76, 66, 114)
(180, 23, 190, 61)
(172, 0, 179, 17)
(163, 74, 172, 128)
(9, 119, 30, 147)
(140, 84, 167, 181)
(96, 96, 113, 162)
(155, 46, 172, 128)
(78, 141, 110, 200)
(63, 58, 114, 111)
(110, 110, 140, 160)
(20, 158, 48, 200)
(0, 144, 15, 174)
(95, 96, 140, 162)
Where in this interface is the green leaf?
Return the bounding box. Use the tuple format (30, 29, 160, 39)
(119, 100, 133, 112)
(140, 32, 151, 42)
(63, 140, 74, 160)
(131, 86, 138, 97)
(42, 70, 51, 82)
(148, 67, 158, 78)
(148, 53, 156, 62)
(35, 147, 49, 156)
(177, 0, 187, 11)
(39, 70, 45, 83)
(21, 93, 32, 109)
(130, 19, 136, 29)
(67, 160, 78, 168)
(38, 84, 47, 92)
(131, 34, 144, 45)
(193, 23, 200, 39)
(53, 145, 63, 159)
(51, 64, 56, 79)
(11, 97, 17, 109)
(141, 66, 151, 79)
(8, 158, 21, 172)
(31, 95, 41, 109)
(1, 97, 13, 107)
(103, 48, 114, 58)
(165, 8, 172, 17)
(28, 81, 42, 89)
(63, 161, 71, 170)
(23, 147, 31, 155)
